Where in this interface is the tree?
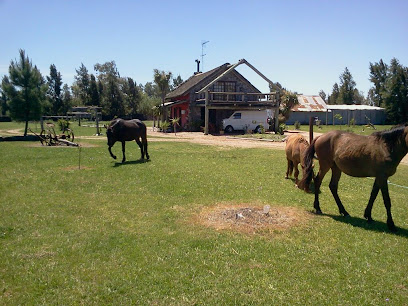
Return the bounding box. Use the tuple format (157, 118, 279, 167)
(1, 49, 47, 135)
(338, 67, 356, 105)
(46, 64, 63, 115)
(89, 74, 100, 106)
(0, 77, 10, 116)
(74, 63, 90, 105)
(383, 58, 408, 123)
(124, 77, 141, 117)
(153, 69, 172, 121)
(278, 90, 298, 124)
(328, 83, 340, 104)
(61, 84, 72, 113)
(318, 90, 326, 102)
(104, 77, 125, 118)
(369, 59, 388, 107)
(369, 58, 408, 123)
(144, 81, 157, 97)
(172, 75, 183, 90)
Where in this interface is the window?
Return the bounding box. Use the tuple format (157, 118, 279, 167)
(213, 81, 236, 101)
(233, 112, 241, 119)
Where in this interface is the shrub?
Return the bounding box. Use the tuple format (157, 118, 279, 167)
(57, 119, 70, 132)
(294, 121, 301, 130)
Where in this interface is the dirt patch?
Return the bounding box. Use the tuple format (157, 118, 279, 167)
(195, 203, 311, 235)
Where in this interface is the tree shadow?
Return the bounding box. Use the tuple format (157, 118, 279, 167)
(113, 159, 150, 167)
(321, 212, 408, 238)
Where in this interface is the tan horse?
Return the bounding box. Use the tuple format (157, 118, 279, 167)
(299, 125, 408, 231)
(285, 134, 310, 191)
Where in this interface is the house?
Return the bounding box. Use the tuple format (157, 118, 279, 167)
(164, 59, 280, 134)
(286, 95, 386, 125)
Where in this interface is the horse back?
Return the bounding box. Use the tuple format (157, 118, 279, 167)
(110, 119, 147, 141)
(285, 134, 309, 164)
(315, 130, 392, 177)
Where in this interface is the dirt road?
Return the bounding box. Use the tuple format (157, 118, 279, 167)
(146, 128, 408, 165)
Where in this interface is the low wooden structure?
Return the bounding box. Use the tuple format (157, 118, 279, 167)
(165, 59, 280, 134)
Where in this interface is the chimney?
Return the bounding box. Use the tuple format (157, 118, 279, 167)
(194, 59, 201, 74)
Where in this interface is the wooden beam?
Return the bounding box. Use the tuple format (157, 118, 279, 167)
(204, 90, 209, 135)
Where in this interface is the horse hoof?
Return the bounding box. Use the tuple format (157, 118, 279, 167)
(315, 209, 322, 215)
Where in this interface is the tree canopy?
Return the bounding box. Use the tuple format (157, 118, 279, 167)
(1, 49, 47, 135)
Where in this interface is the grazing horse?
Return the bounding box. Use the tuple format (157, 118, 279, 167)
(106, 118, 149, 163)
(285, 134, 311, 191)
(299, 125, 408, 231)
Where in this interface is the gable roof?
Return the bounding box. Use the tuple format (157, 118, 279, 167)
(166, 63, 230, 100)
(166, 61, 263, 100)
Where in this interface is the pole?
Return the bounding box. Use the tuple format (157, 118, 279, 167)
(204, 90, 209, 135)
(309, 116, 314, 144)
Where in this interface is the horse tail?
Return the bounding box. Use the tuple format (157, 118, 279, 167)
(299, 137, 318, 191)
(141, 121, 149, 159)
(287, 160, 294, 176)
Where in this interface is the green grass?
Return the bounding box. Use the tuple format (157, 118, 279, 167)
(287, 123, 395, 136)
(1, 122, 408, 304)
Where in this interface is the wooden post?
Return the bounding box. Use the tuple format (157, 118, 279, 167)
(274, 92, 280, 133)
(204, 90, 209, 135)
(309, 116, 314, 144)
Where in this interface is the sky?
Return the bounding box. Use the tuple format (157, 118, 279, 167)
(1, 0, 407, 97)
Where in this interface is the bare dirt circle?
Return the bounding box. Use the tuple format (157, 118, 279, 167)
(196, 203, 311, 235)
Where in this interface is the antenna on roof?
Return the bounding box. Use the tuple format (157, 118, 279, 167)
(201, 40, 209, 71)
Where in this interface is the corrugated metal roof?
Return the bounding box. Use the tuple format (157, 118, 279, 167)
(327, 105, 384, 110)
(292, 95, 328, 112)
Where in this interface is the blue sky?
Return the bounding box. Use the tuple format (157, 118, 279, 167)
(1, 0, 407, 96)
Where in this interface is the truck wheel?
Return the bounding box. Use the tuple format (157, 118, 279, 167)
(254, 125, 262, 133)
(225, 125, 234, 133)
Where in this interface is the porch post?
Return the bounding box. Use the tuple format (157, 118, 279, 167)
(274, 92, 280, 133)
(204, 90, 209, 135)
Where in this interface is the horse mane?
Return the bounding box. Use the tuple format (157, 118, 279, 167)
(372, 124, 408, 147)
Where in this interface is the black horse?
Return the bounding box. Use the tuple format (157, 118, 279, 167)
(106, 118, 149, 163)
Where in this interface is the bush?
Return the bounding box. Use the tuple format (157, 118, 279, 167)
(294, 121, 301, 130)
(57, 119, 70, 132)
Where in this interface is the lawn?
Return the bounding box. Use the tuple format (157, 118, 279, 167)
(1, 122, 408, 304)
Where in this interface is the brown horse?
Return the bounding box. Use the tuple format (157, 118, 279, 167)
(107, 118, 149, 163)
(299, 125, 408, 231)
(285, 134, 311, 191)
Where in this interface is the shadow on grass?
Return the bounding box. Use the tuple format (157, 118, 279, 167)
(113, 159, 150, 167)
(322, 213, 408, 238)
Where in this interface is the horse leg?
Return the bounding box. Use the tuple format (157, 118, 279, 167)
(121, 141, 126, 163)
(285, 159, 292, 179)
(108, 144, 117, 160)
(294, 162, 300, 186)
(364, 179, 380, 223)
(135, 138, 144, 159)
(329, 165, 349, 217)
(379, 179, 396, 232)
(313, 163, 330, 214)
(142, 135, 149, 160)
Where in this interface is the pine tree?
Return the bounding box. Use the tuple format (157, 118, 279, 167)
(338, 67, 356, 105)
(46, 64, 63, 115)
(74, 63, 90, 105)
(328, 83, 340, 104)
(61, 84, 72, 114)
(1, 49, 47, 135)
(369, 59, 388, 107)
(89, 74, 100, 106)
(383, 58, 408, 123)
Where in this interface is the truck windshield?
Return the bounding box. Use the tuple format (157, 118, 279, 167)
(233, 113, 241, 119)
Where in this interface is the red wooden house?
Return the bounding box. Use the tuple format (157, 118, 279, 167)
(164, 59, 280, 134)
